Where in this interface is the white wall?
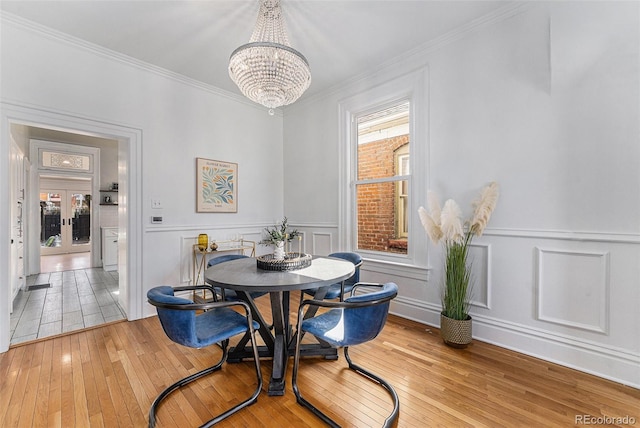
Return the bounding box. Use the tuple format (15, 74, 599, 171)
(0, 13, 285, 351)
(283, 2, 640, 387)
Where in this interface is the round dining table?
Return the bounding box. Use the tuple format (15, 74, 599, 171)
(204, 255, 355, 396)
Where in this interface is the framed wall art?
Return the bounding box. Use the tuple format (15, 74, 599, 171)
(196, 158, 237, 213)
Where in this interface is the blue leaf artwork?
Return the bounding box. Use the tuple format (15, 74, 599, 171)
(196, 158, 237, 212)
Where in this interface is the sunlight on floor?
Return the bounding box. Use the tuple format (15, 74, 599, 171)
(41, 252, 91, 272)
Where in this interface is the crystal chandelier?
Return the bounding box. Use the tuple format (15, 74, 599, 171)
(228, 0, 311, 113)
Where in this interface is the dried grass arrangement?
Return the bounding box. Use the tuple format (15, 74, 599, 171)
(419, 182, 499, 321)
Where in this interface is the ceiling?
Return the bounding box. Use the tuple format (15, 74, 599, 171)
(1, 0, 510, 104)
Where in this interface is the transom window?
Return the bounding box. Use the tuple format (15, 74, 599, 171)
(41, 150, 91, 171)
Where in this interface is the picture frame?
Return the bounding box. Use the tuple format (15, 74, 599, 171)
(196, 158, 238, 213)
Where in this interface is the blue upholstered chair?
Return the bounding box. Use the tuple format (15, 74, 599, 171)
(147, 285, 262, 428)
(301, 252, 363, 301)
(207, 254, 267, 300)
(292, 282, 400, 427)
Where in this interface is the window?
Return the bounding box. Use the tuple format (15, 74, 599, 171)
(339, 67, 427, 265)
(41, 151, 91, 171)
(395, 144, 409, 239)
(355, 101, 410, 255)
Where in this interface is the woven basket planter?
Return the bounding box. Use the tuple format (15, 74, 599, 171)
(440, 312, 472, 348)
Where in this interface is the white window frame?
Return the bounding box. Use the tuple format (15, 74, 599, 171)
(338, 68, 428, 266)
(395, 145, 410, 239)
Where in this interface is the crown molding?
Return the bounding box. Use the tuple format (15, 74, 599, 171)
(286, 1, 533, 112)
(0, 12, 283, 117)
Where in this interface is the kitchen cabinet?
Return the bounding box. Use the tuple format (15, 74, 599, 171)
(101, 227, 118, 271)
(10, 142, 26, 311)
(10, 233, 24, 312)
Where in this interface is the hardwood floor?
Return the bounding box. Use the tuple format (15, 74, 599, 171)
(41, 253, 91, 272)
(2, 292, 639, 427)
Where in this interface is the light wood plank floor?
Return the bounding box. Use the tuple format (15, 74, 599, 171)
(2, 292, 639, 427)
(41, 253, 91, 272)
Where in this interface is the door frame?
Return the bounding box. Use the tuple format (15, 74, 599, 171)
(31, 141, 100, 263)
(0, 101, 143, 353)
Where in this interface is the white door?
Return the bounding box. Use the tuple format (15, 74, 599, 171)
(40, 189, 92, 255)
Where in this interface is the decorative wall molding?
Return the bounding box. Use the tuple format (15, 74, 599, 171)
(468, 243, 492, 310)
(179, 231, 263, 284)
(311, 232, 333, 256)
(0, 13, 275, 116)
(289, 2, 532, 110)
(291, 221, 339, 229)
(535, 247, 610, 334)
(484, 227, 640, 244)
(146, 223, 269, 234)
(180, 235, 197, 284)
(390, 296, 442, 325)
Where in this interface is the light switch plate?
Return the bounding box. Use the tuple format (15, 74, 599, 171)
(151, 199, 162, 209)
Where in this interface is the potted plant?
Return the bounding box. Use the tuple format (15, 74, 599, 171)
(418, 182, 499, 348)
(260, 217, 300, 260)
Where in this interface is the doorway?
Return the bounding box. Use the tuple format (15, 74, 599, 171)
(40, 188, 92, 256)
(11, 136, 123, 345)
(1, 102, 144, 353)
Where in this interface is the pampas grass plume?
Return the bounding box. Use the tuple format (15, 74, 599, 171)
(470, 182, 499, 236)
(440, 199, 464, 243)
(419, 206, 443, 244)
(426, 191, 442, 226)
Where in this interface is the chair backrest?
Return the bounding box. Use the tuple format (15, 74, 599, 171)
(328, 252, 362, 286)
(207, 253, 249, 267)
(147, 286, 199, 348)
(342, 282, 398, 345)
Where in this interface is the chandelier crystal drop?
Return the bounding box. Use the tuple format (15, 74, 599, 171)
(228, 0, 311, 110)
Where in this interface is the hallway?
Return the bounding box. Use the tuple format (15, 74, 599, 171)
(10, 257, 125, 345)
(39, 252, 91, 272)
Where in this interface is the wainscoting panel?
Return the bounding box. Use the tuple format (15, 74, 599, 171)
(180, 235, 197, 284)
(535, 247, 610, 334)
(179, 231, 264, 284)
(255, 224, 639, 387)
(312, 232, 333, 256)
(469, 243, 491, 310)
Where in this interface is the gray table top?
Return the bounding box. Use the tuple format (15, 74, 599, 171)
(204, 255, 355, 292)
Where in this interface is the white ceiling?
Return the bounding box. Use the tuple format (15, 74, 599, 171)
(1, 0, 510, 103)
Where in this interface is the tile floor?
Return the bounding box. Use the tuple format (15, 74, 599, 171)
(10, 267, 125, 345)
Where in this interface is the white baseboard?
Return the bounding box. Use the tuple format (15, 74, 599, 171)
(391, 297, 640, 389)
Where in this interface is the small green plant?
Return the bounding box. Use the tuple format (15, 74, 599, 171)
(260, 217, 300, 246)
(419, 182, 499, 321)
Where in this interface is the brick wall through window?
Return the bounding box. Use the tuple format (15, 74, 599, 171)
(357, 135, 409, 253)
